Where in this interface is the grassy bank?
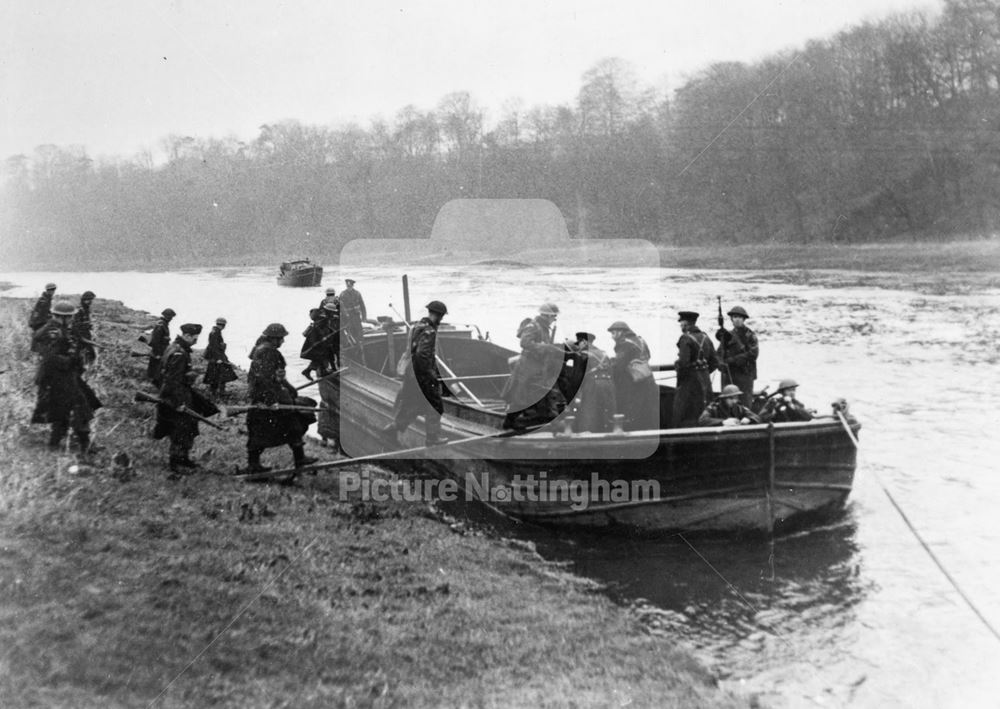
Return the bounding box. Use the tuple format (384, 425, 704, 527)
(0, 297, 744, 708)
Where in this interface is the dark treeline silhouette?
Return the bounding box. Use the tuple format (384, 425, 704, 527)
(2, 0, 998, 266)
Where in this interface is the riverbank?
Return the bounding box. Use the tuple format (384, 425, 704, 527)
(0, 297, 744, 707)
(4, 238, 999, 273)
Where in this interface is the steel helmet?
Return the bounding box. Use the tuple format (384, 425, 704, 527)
(51, 300, 77, 316)
(607, 320, 630, 332)
(44, 282, 57, 291)
(539, 303, 559, 316)
(719, 384, 742, 398)
(323, 301, 338, 312)
(325, 287, 336, 295)
(263, 323, 289, 338)
(426, 300, 448, 315)
(215, 317, 227, 325)
(81, 290, 96, 301)
(727, 306, 749, 318)
(162, 308, 176, 319)
(778, 378, 799, 391)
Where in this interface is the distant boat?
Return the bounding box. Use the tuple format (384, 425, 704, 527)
(277, 259, 323, 287)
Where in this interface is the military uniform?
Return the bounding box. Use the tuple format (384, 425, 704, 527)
(147, 312, 174, 384)
(698, 398, 761, 426)
(31, 305, 101, 450)
(203, 321, 237, 396)
(717, 309, 758, 407)
(72, 292, 96, 365)
(759, 395, 813, 423)
(391, 313, 445, 444)
(153, 330, 201, 471)
(338, 282, 367, 363)
(567, 337, 617, 433)
(300, 309, 339, 377)
(609, 327, 659, 431)
(673, 317, 719, 428)
(502, 312, 565, 428)
(246, 325, 316, 471)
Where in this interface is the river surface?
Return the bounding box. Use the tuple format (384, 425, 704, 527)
(3, 264, 1000, 708)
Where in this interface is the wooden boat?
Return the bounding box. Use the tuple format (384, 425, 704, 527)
(277, 259, 323, 287)
(319, 323, 860, 535)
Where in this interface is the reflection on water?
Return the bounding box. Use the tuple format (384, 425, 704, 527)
(3, 265, 1000, 707)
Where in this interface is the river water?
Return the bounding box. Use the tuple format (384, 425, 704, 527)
(3, 264, 999, 708)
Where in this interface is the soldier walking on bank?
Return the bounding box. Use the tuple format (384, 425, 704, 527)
(31, 299, 102, 452)
(203, 317, 236, 398)
(147, 308, 176, 385)
(153, 323, 204, 474)
(384, 301, 449, 446)
(72, 290, 97, 365)
(672, 311, 719, 428)
(28, 282, 57, 341)
(245, 323, 319, 473)
(716, 305, 759, 407)
(338, 278, 367, 364)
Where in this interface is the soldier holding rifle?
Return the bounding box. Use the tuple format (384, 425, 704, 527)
(716, 302, 759, 407)
(152, 323, 212, 474)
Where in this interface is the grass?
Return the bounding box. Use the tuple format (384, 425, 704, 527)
(0, 297, 745, 708)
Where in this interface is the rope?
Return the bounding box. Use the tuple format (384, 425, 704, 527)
(836, 411, 1000, 644)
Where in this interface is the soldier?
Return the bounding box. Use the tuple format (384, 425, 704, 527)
(338, 278, 367, 364)
(383, 301, 449, 446)
(759, 379, 814, 423)
(72, 290, 97, 365)
(152, 323, 204, 474)
(30, 299, 101, 452)
(28, 283, 57, 345)
(147, 308, 176, 385)
(716, 305, 759, 407)
(245, 323, 319, 472)
(300, 302, 340, 379)
(607, 321, 659, 431)
(672, 311, 719, 428)
(203, 317, 236, 398)
(501, 303, 565, 429)
(567, 332, 617, 433)
(698, 385, 762, 426)
(319, 287, 339, 311)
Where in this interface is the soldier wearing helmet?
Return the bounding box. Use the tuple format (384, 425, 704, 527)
(147, 308, 176, 385)
(245, 323, 318, 472)
(698, 384, 761, 427)
(30, 299, 102, 453)
(153, 323, 207, 474)
(501, 303, 565, 429)
(607, 320, 659, 431)
(72, 290, 97, 364)
(384, 300, 449, 446)
(28, 282, 58, 334)
(759, 378, 814, 423)
(716, 305, 759, 407)
(301, 300, 340, 379)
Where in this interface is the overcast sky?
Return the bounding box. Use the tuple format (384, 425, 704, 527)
(2, 0, 941, 161)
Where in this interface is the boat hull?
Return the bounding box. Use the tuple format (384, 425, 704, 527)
(277, 266, 323, 287)
(321, 328, 859, 534)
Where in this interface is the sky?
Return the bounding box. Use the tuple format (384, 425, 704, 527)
(2, 0, 942, 162)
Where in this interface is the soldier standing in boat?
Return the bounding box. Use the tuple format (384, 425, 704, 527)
(300, 303, 340, 379)
(338, 279, 367, 364)
(28, 282, 57, 342)
(759, 378, 814, 423)
(698, 385, 761, 426)
(147, 308, 176, 385)
(245, 323, 319, 472)
(567, 332, 617, 433)
(384, 301, 449, 447)
(31, 299, 101, 453)
(672, 311, 719, 428)
(71, 290, 97, 365)
(501, 303, 566, 429)
(607, 321, 659, 431)
(152, 323, 205, 475)
(203, 317, 237, 398)
(319, 287, 338, 311)
(716, 305, 758, 407)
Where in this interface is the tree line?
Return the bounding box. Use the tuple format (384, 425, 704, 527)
(2, 0, 998, 266)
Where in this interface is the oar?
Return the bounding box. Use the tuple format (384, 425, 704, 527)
(835, 409, 860, 448)
(236, 424, 547, 482)
(437, 373, 510, 383)
(225, 404, 328, 417)
(295, 367, 347, 391)
(133, 391, 225, 430)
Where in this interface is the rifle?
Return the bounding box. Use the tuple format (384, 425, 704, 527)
(717, 296, 731, 386)
(300, 324, 348, 358)
(225, 404, 327, 417)
(295, 367, 347, 391)
(133, 391, 225, 430)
